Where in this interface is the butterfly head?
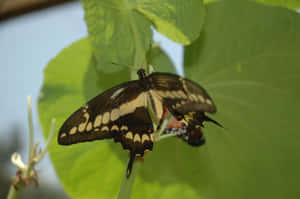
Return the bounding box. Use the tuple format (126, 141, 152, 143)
(137, 69, 147, 80)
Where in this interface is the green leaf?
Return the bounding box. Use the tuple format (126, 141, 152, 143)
(81, 0, 205, 72)
(147, 45, 176, 73)
(81, 0, 153, 72)
(135, 0, 205, 45)
(184, 0, 300, 199)
(38, 37, 178, 199)
(204, 0, 300, 11)
(253, 0, 300, 10)
(204, 0, 218, 4)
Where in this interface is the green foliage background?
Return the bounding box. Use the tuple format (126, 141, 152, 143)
(38, 0, 300, 198)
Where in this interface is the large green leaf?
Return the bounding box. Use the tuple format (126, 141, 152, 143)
(184, 0, 300, 199)
(38, 37, 187, 199)
(81, 0, 205, 72)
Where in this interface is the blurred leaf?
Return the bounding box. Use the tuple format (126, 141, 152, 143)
(204, 0, 300, 11)
(184, 0, 300, 199)
(204, 0, 218, 4)
(136, 0, 205, 45)
(38, 37, 178, 199)
(253, 0, 300, 10)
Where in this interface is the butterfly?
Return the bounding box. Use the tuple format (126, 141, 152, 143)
(58, 69, 221, 177)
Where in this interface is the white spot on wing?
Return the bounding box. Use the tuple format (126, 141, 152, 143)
(177, 90, 187, 99)
(101, 126, 109, 132)
(86, 122, 92, 131)
(134, 134, 141, 142)
(78, 113, 90, 132)
(125, 132, 133, 139)
(60, 133, 67, 138)
(111, 108, 120, 121)
(180, 77, 189, 94)
(102, 112, 110, 124)
(69, 127, 77, 135)
(121, 126, 128, 131)
(111, 87, 125, 100)
(142, 134, 149, 143)
(190, 94, 198, 101)
(198, 95, 205, 103)
(94, 115, 102, 127)
(206, 99, 213, 105)
(111, 125, 119, 131)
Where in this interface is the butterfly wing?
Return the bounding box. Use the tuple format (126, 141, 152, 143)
(58, 80, 154, 156)
(148, 72, 221, 145)
(148, 72, 216, 118)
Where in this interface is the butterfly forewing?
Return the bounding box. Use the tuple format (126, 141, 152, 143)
(148, 72, 216, 118)
(58, 81, 154, 155)
(147, 72, 221, 147)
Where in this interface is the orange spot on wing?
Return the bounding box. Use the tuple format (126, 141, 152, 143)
(167, 117, 184, 129)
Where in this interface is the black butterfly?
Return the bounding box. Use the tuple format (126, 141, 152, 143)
(58, 69, 221, 177)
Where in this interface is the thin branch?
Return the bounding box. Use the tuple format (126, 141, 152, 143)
(7, 96, 56, 199)
(33, 118, 56, 163)
(27, 96, 34, 164)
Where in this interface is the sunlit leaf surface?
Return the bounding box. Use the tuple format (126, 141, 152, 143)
(184, 1, 300, 199)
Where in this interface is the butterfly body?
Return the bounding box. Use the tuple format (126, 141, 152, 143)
(58, 69, 221, 177)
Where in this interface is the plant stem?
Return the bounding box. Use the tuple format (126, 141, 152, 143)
(117, 160, 141, 199)
(7, 96, 56, 199)
(27, 96, 34, 163)
(7, 185, 20, 199)
(33, 119, 56, 163)
(122, 0, 147, 78)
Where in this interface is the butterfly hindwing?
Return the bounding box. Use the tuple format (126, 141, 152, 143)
(58, 81, 154, 156)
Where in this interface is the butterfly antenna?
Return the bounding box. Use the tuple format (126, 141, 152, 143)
(111, 62, 131, 68)
(204, 115, 224, 128)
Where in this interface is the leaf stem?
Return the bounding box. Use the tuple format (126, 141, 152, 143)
(122, 0, 147, 78)
(117, 160, 141, 199)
